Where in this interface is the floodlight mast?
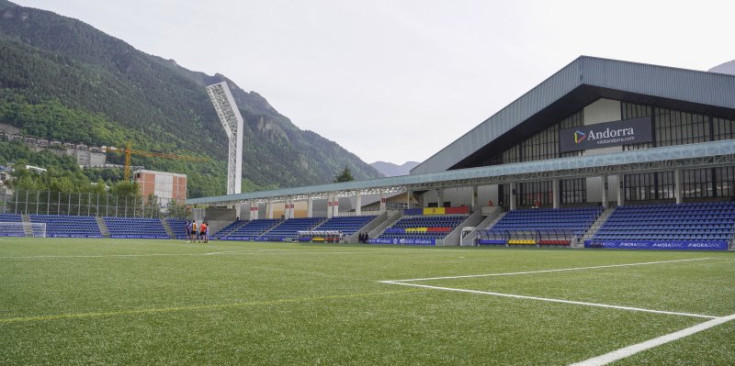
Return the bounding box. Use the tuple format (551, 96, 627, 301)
(206, 81, 244, 197)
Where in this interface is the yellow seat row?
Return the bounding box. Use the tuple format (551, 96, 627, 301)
(423, 208, 446, 215)
(508, 239, 536, 245)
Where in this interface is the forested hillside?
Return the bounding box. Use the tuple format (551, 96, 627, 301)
(0, 0, 382, 198)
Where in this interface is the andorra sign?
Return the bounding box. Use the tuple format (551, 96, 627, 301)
(559, 117, 653, 153)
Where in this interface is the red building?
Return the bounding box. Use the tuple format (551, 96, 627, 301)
(134, 169, 187, 207)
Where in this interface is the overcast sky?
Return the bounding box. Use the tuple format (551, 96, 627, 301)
(12, 0, 735, 164)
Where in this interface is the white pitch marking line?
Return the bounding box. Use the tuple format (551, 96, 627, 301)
(380, 281, 717, 319)
(0, 249, 381, 259)
(569, 313, 735, 366)
(390, 257, 713, 283)
(0, 253, 213, 259)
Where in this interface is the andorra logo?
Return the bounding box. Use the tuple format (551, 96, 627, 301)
(574, 130, 586, 144)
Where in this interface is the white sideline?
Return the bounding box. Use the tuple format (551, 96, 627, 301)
(380, 257, 728, 364)
(380, 281, 716, 319)
(0, 249, 380, 259)
(569, 313, 735, 366)
(391, 257, 713, 282)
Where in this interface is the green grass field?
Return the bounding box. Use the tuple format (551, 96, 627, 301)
(1, 238, 733, 365)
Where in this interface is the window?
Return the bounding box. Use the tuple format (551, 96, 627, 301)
(715, 166, 735, 198)
(713, 117, 735, 140)
(655, 109, 709, 147)
(560, 178, 586, 204)
(621, 103, 653, 151)
(624, 173, 656, 201)
(682, 169, 713, 199)
(519, 181, 553, 207)
(485, 111, 584, 165)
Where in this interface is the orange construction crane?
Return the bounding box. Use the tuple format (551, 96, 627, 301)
(105, 142, 208, 181)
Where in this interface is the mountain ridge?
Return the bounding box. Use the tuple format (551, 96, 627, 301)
(370, 161, 419, 177)
(0, 1, 382, 197)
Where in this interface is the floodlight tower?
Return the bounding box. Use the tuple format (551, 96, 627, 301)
(206, 81, 244, 215)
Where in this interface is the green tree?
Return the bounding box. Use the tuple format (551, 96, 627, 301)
(49, 176, 76, 193)
(166, 198, 189, 219)
(111, 180, 138, 198)
(334, 166, 354, 183)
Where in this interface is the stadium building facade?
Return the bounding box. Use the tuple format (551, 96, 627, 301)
(188, 56, 735, 244)
(412, 56, 735, 210)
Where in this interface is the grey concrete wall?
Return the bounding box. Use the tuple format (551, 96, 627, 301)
(583, 99, 621, 203)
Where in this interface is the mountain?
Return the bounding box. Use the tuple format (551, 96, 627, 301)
(709, 60, 735, 75)
(370, 161, 419, 177)
(0, 0, 382, 197)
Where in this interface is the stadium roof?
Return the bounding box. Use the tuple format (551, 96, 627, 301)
(188, 56, 735, 206)
(187, 139, 735, 205)
(412, 56, 735, 174)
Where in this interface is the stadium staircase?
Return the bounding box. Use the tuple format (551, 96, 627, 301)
(313, 216, 377, 236)
(461, 207, 504, 246)
(443, 209, 485, 246)
(96, 216, 110, 238)
(217, 219, 281, 240)
(21, 214, 32, 237)
(295, 215, 380, 243)
(373, 210, 470, 246)
(166, 218, 191, 239)
(211, 220, 247, 240)
(577, 207, 615, 248)
(258, 217, 324, 241)
(367, 210, 403, 240)
(589, 202, 735, 248)
(346, 212, 389, 243)
(161, 218, 175, 238)
(478, 207, 604, 247)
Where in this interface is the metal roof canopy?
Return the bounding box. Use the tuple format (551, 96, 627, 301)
(412, 56, 735, 175)
(187, 140, 735, 206)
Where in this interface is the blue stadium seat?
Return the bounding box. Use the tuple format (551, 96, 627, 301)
(593, 202, 735, 243)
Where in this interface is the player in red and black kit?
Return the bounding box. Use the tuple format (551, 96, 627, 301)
(200, 221, 208, 243)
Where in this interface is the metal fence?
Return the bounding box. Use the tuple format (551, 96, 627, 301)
(0, 189, 186, 218)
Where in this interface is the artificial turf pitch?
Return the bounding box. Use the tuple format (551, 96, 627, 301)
(1, 238, 733, 365)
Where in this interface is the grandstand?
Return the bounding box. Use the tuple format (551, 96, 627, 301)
(166, 218, 190, 239)
(216, 219, 281, 240)
(211, 220, 246, 240)
(313, 215, 377, 236)
(185, 56, 735, 251)
(29, 214, 102, 238)
(588, 202, 735, 250)
(258, 217, 323, 241)
(0, 213, 24, 237)
(371, 208, 470, 245)
(479, 207, 604, 246)
(104, 217, 169, 239)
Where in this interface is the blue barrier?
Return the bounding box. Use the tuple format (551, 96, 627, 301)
(368, 238, 435, 246)
(221, 236, 251, 241)
(584, 240, 728, 251)
(477, 239, 507, 245)
(403, 208, 423, 215)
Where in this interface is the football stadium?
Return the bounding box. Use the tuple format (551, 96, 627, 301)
(2, 56, 735, 365)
